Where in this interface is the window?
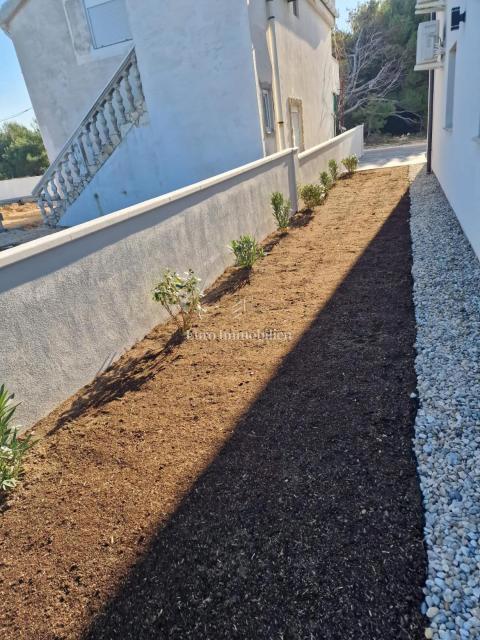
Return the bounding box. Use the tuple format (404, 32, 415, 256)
(84, 0, 132, 50)
(445, 44, 456, 129)
(290, 0, 299, 17)
(261, 88, 275, 135)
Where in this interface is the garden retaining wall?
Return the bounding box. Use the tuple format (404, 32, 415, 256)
(0, 126, 363, 431)
(298, 125, 364, 185)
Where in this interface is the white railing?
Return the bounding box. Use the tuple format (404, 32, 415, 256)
(33, 47, 147, 226)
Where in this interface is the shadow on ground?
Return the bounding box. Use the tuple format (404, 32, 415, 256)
(49, 332, 184, 435)
(81, 191, 426, 640)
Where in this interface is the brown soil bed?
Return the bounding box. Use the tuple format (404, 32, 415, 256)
(0, 202, 42, 229)
(0, 167, 426, 640)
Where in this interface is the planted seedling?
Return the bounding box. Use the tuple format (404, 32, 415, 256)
(230, 235, 264, 269)
(153, 269, 204, 334)
(271, 192, 292, 232)
(0, 385, 33, 497)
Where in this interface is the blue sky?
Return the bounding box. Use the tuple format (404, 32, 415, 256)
(0, 31, 34, 127)
(0, 0, 358, 130)
(336, 0, 358, 30)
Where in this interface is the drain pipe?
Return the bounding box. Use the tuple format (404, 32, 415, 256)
(266, 0, 286, 150)
(426, 11, 436, 174)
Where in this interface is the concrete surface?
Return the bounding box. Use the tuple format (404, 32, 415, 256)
(359, 142, 427, 171)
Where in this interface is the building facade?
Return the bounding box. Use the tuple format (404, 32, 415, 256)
(1, 0, 339, 226)
(415, 0, 480, 259)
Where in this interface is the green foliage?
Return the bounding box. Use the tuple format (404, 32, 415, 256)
(328, 159, 339, 183)
(229, 235, 264, 269)
(152, 269, 204, 334)
(298, 184, 326, 210)
(319, 171, 333, 192)
(342, 155, 359, 175)
(351, 98, 397, 136)
(0, 385, 33, 496)
(271, 192, 291, 232)
(0, 122, 48, 179)
(339, 0, 428, 133)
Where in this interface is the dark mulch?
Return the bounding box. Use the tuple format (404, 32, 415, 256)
(0, 168, 426, 640)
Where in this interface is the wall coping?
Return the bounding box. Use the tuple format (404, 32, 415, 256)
(0, 148, 296, 269)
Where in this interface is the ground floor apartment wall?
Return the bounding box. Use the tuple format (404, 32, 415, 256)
(431, 5, 480, 260)
(0, 128, 363, 432)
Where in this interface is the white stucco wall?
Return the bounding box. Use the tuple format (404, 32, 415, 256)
(4, 0, 132, 159)
(125, 0, 265, 195)
(1, 149, 297, 430)
(430, 1, 480, 259)
(298, 125, 364, 184)
(249, 0, 339, 153)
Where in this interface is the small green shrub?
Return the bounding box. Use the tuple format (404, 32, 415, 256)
(152, 269, 204, 334)
(319, 171, 333, 192)
(328, 159, 339, 182)
(271, 192, 291, 232)
(342, 154, 359, 175)
(0, 385, 33, 496)
(230, 235, 264, 269)
(298, 183, 326, 210)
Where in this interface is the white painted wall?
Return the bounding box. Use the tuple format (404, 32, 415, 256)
(298, 125, 364, 184)
(0, 176, 39, 204)
(126, 0, 264, 195)
(430, 1, 480, 259)
(0, 128, 361, 431)
(249, 0, 339, 153)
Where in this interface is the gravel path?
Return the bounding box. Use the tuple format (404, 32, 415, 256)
(410, 167, 480, 640)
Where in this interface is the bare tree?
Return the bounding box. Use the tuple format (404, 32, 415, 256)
(339, 28, 404, 120)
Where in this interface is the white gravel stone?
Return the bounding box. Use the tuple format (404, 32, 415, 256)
(409, 166, 480, 640)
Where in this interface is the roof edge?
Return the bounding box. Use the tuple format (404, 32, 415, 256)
(0, 0, 28, 34)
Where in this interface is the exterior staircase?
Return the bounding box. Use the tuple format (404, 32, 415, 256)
(33, 47, 147, 226)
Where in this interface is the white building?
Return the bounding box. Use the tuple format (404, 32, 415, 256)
(0, 0, 339, 227)
(415, 0, 480, 259)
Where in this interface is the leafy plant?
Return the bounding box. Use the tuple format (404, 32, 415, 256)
(320, 171, 333, 192)
(0, 385, 33, 496)
(0, 122, 48, 180)
(328, 159, 339, 183)
(342, 154, 359, 175)
(229, 235, 264, 269)
(298, 183, 326, 210)
(152, 269, 204, 334)
(271, 192, 291, 232)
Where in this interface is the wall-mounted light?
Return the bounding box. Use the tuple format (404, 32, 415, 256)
(451, 6, 466, 30)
